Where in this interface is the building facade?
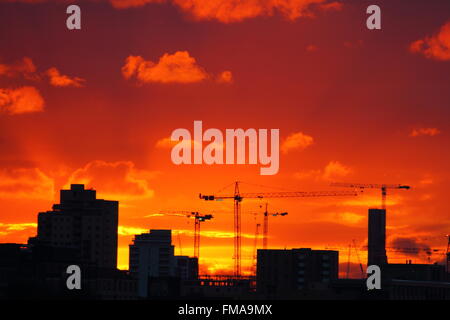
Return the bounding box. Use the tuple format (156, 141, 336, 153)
(256, 248, 339, 297)
(30, 184, 118, 269)
(175, 256, 199, 280)
(368, 208, 388, 266)
(129, 229, 176, 297)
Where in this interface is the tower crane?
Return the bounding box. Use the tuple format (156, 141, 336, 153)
(259, 203, 288, 250)
(353, 239, 364, 278)
(160, 211, 213, 261)
(346, 244, 352, 279)
(251, 223, 261, 276)
(345, 241, 364, 278)
(330, 183, 410, 210)
(446, 235, 450, 273)
(200, 181, 359, 277)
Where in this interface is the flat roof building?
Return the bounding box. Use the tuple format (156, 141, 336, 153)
(257, 248, 339, 298)
(31, 184, 118, 269)
(368, 208, 388, 266)
(129, 229, 176, 298)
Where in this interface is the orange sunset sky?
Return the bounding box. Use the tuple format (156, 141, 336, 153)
(1, 0, 449, 277)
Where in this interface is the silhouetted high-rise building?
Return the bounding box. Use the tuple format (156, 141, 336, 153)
(368, 208, 388, 266)
(129, 230, 176, 297)
(30, 184, 118, 269)
(257, 248, 339, 297)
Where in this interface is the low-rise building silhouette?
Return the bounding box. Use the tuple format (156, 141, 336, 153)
(129, 229, 175, 297)
(175, 256, 199, 280)
(386, 262, 446, 282)
(129, 229, 199, 298)
(256, 248, 339, 298)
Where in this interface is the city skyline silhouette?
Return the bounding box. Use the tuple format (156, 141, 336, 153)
(1, 0, 449, 300)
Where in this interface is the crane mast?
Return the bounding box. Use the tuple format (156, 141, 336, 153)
(234, 182, 242, 276)
(251, 223, 261, 276)
(261, 203, 288, 250)
(160, 211, 213, 262)
(263, 205, 268, 250)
